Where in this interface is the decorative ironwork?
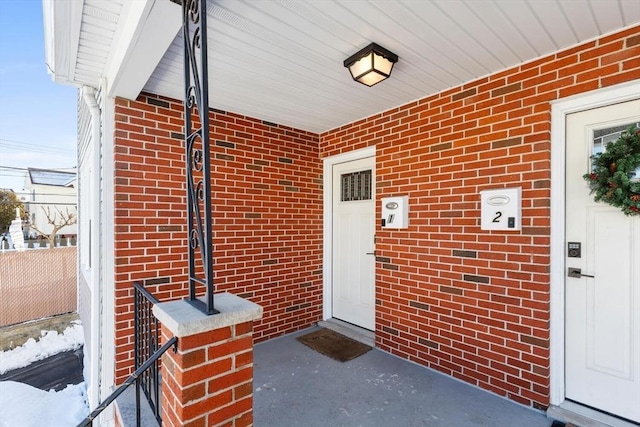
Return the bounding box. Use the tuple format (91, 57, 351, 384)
(134, 282, 162, 426)
(183, 0, 218, 314)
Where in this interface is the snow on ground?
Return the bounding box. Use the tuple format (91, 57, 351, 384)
(0, 381, 89, 427)
(0, 320, 89, 426)
(0, 320, 84, 374)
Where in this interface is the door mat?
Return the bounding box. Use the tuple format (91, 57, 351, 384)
(296, 328, 371, 362)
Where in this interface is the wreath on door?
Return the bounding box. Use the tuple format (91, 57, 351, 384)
(582, 126, 640, 216)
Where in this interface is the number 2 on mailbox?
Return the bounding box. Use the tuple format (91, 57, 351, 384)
(480, 188, 521, 231)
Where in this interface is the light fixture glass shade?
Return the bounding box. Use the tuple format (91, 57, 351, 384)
(344, 43, 398, 87)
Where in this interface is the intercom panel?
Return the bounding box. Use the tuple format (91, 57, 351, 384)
(381, 196, 409, 229)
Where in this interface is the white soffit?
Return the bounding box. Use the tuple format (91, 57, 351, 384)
(46, 0, 181, 98)
(73, 0, 123, 86)
(52, 0, 640, 133)
(104, 0, 181, 99)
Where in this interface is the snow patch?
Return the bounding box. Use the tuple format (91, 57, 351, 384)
(0, 320, 88, 426)
(0, 381, 89, 427)
(0, 321, 84, 374)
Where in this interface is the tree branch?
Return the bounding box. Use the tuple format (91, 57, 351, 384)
(28, 206, 78, 249)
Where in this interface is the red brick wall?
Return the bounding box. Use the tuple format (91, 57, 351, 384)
(113, 97, 322, 381)
(320, 26, 639, 408)
(160, 321, 255, 427)
(111, 25, 638, 406)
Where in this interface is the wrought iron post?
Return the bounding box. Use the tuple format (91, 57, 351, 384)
(183, 0, 218, 315)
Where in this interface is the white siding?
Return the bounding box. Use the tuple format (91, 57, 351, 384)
(76, 87, 95, 407)
(77, 89, 92, 271)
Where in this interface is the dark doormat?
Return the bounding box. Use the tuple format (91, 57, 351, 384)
(297, 328, 371, 362)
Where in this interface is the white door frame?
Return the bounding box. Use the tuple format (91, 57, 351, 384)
(322, 146, 376, 322)
(549, 79, 640, 407)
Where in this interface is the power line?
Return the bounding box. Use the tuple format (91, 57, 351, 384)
(21, 193, 77, 197)
(0, 190, 77, 197)
(0, 139, 76, 156)
(0, 202, 77, 206)
(27, 203, 77, 206)
(0, 166, 27, 171)
(0, 137, 76, 151)
(1, 190, 77, 198)
(0, 166, 77, 172)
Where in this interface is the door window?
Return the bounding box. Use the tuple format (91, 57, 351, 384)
(340, 169, 372, 202)
(592, 122, 640, 155)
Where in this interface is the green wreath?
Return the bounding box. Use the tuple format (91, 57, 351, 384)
(582, 126, 640, 216)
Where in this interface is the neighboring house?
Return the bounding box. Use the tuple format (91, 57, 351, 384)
(24, 168, 77, 238)
(43, 1, 639, 426)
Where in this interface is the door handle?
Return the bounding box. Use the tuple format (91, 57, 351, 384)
(366, 252, 376, 255)
(568, 267, 595, 278)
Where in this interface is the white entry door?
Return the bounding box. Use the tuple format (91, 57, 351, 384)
(332, 157, 376, 330)
(565, 100, 640, 422)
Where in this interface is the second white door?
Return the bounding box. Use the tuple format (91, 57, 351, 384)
(332, 157, 375, 330)
(565, 100, 640, 422)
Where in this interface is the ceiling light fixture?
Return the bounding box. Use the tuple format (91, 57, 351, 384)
(343, 42, 398, 87)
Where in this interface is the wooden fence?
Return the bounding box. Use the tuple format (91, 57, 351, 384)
(0, 246, 77, 326)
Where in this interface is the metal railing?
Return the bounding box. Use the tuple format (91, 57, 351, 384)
(76, 283, 176, 427)
(134, 282, 163, 425)
(76, 336, 177, 427)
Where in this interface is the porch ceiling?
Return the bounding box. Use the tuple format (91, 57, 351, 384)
(46, 0, 640, 133)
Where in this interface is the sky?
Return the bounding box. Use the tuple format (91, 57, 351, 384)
(0, 0, 77, 193)
(0, 321, 88, 426)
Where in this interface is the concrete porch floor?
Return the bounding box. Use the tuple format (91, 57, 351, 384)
(253, 326, 553, 427)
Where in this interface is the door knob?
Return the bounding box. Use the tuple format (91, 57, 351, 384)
(568, 267, 595, 278)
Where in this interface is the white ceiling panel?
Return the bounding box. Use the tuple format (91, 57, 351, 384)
(558, 0, 600, 41)
(589, 0, 625, 31)
(55, 0, 640, 133)
(622, 0, 640, 20)
(528, 0, 579, 48)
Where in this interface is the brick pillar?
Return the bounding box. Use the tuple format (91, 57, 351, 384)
(153, 293, 263, 427)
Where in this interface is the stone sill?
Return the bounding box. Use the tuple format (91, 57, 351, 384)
(153, 292, 263, 337)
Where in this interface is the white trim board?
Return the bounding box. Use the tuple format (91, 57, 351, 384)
(549, 80, 640, 421)
(100, 83, 116, 408)
(322, 146, 376, 323)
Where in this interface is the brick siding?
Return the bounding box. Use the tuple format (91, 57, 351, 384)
(320, 26, 639, 408)
(110, 25, 639, 408)
(160, 321, 255, 426)
(113, 99, 322, 381)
